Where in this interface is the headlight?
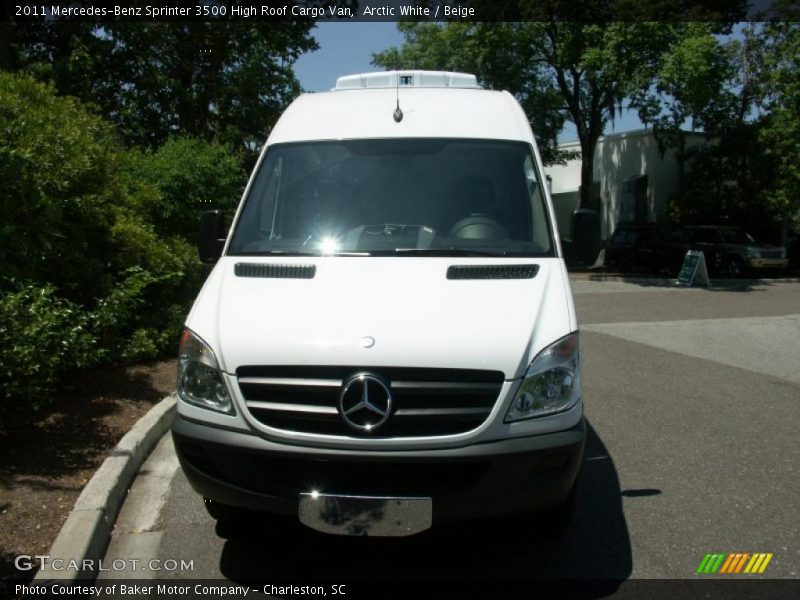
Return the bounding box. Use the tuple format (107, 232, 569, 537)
(746, 247, 761, 258)
(178, 328, 234, 414)
(506, 332, 580, 422)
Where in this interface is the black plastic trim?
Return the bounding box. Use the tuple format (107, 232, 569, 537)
(234, 263, 316, 279)
(447, 264, 540, 280)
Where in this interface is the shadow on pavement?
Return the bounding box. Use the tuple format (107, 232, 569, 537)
(216, 421, 632, 594)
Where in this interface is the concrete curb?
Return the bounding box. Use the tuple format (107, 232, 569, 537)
(33, 393, 177, 583)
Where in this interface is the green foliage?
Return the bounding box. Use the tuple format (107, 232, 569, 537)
(0, 72, 118, 297)
(0, 286, 99, 411)
(374, 21, 699, 204)
(121, 137, 245, 240)
(0, 73, 232, 413)
(757, 19, 800, 231)
(665, 124, 774, 229)
(632, 24, 737, 138)
(1, 21, 318, 159)
(373, 23, 567, 165)
(663, 18, 800, 241)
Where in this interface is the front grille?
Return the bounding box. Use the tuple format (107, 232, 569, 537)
(237, 366, 504, 438)
(759, 250, 784, 259)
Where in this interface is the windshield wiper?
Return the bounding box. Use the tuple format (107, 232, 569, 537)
(384, 248, 513, 257)
(239, 250, 319, 256)
(237, 249, 533, 257)
(237, 250, 371, 257)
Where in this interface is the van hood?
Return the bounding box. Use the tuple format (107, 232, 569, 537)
(190, 257, 574, 379)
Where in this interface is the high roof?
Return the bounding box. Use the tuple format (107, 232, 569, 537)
(266, 72, 534, 146)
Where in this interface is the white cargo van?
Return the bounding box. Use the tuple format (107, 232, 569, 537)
(172, 71, 585, 536)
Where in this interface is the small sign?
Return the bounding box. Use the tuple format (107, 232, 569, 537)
(676, 250, 710, 287)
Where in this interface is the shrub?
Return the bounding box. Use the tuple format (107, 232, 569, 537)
(121, 137, 245, 241)
(0, 286, 99, 411)
(0, 74, 242, 416)
(0, 72, 119, 305)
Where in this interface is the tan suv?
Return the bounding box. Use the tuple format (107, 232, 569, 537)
(682, 226, 789, 277)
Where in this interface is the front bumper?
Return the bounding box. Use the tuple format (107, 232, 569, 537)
(172, 414, 585, 522)
(747, 258, 788, 269)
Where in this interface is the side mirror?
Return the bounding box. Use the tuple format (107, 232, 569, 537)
(199, 210, 226, 264)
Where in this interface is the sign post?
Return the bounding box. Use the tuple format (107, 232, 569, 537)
(675, 250, 710, 287)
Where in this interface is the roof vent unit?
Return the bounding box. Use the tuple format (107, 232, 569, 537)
(334, 71, 481, 91)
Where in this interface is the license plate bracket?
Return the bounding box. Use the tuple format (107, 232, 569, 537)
(298, 493, 432, 536)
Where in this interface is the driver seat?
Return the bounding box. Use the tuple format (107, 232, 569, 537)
(444, 175, 508, 239)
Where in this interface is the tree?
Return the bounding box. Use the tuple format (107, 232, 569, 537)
(630, 23, 738, 192)
(0, 71, 119, 298)
(374, 20, 703, 208)
(757, 18, 800, 243)
(525, 21, 682, 208)
(121, 137, 245, 241)
(373, 23, 567, 165)
(654, 11, 800, 242)
(0, 19, 317, 159)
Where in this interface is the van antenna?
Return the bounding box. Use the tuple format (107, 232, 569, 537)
(393, 70, 403, 123)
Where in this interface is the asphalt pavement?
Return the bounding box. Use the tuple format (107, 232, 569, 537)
(99, 278, 800, 591)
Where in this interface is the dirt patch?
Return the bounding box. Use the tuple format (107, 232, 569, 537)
(0, 359, 176, 586)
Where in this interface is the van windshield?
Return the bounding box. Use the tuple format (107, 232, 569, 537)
(227, 139, 554, 257)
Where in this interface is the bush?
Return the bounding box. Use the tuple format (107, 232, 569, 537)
(121, 136, 245, 240)
(0, 72, 119, 304)
(0, 286, 99, 411)
(0, 74, 245, 417)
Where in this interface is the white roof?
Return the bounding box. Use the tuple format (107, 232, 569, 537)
(267, 73, 533, 145)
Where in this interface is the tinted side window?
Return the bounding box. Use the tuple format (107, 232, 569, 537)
(688, 229, 718, 243)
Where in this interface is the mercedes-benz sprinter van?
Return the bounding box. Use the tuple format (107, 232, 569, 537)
(172, 71, 585, 537)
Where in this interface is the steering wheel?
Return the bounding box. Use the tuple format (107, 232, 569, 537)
(447, 214, 508, 240)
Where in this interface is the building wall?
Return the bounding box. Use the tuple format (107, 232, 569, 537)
(546, 129, 706, 240)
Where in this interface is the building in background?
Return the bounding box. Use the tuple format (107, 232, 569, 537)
(546, 129, 707, 242)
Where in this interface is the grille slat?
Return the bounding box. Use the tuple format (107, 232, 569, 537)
(237, 366, 503, 438)
(238, 377, 341, 387)
(246, 401, 338, 415)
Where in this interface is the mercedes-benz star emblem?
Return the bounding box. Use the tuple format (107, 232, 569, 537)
(338, 373, 392, 433)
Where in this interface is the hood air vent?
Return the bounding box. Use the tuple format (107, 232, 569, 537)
(447, 264, 539, 280)
(235, 263, 316, 279)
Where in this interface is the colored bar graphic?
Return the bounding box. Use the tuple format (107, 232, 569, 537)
(710, 554, 725, 573)
(698, 552, 774, 575)
(726, 553, 741, 573)
(733, 553, 749, 573)
(720, 553, 735, 573)
(697, 554, 712, 573)
(758, 554, 773, 573)
(744, 554, 760, 573)
(719, 553, 736, 574)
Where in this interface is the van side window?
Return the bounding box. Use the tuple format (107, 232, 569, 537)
(524, 154, 548, 253)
